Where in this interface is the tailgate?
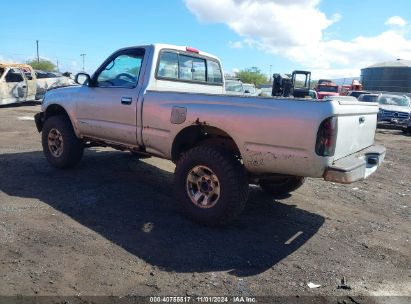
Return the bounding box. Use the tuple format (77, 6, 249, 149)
(333, 100, 379, 160)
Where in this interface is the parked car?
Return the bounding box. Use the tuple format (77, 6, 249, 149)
(35, 70, 76, 100)
(323, 95, 357, 101)
(34, 44, 385, 225)
(243, 83, 259, 96)
(348, 90, 370, 99)
(358, 93, 379, 103)
(225, 79, 244, 95)
(258, 87, 272, 97)
(0, 63, 36, 105)
(377, 94, 411, 128)
(402, 117, 411, 134)
(315, 82, 339, 99)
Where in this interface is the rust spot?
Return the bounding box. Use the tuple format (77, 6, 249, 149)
(194, 118, 207, 125)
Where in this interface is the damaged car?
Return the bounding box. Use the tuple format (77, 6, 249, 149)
(377, 94, 411, 128)
(0, 63, 36, 105)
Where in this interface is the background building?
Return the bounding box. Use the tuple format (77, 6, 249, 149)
(361, 59, 411, 93)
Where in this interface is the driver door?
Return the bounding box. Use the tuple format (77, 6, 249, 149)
(76, 48, 145, 146)
(2, 68, 27, 104)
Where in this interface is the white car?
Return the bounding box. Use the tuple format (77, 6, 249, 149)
(243, 83, 258, 96)
(376, 94, 411, 128)
(35, 70, 76, 100)
(225, 80, 244, 95)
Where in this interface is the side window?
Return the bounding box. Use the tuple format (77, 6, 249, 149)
(0, 68, 4, 78)
(157, 52, 178, 79)
(5, 68, 24, 83)
(207, 60, 223, 84)
(96, 50, 144, 88)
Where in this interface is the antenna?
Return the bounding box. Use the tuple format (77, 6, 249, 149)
(80, 53, 86, 71)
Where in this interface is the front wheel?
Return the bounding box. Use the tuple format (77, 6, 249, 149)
(174, 146, 249, 226)
(259, 176, 305, 195)
(42, 115, 84, 169)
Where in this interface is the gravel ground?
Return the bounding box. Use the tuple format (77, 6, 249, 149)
(0, 103, 410, 302)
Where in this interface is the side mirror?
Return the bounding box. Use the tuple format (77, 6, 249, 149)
(75, 73, 91, 85)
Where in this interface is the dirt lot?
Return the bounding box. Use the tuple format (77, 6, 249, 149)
(0, 103, 410, 301)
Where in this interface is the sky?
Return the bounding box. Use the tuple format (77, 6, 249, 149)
(1, 0, 411, 79)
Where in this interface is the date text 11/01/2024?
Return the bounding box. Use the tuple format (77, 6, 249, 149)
(149, 296, 256, 303)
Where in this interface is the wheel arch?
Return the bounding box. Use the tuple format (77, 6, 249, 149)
(43, 104, 79, 136)
(171, 125, 241, 161)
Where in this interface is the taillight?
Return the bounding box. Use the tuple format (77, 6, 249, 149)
(315, 117, 337, 157)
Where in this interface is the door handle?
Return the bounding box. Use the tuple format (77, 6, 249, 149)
(121, 97, 132, 105)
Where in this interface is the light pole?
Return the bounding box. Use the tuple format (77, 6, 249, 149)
(80, 53, 86, 71)
(269, 65, 272, 82)
(36, 40, 40, 63)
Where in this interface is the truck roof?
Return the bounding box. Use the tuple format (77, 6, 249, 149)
(114, 44, 221, 64)
(0, 63, 33, 69)
(151, 44, 221, 61)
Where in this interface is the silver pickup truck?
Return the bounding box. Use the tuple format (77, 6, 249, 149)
(35, 44, 386, 225)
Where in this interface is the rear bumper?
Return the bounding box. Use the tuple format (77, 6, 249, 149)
(324, 145, 386, 184)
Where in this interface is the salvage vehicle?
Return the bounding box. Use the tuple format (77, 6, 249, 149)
(348, 90, 371, 99)
(243, 83, 259, 96)
(34, 44, 386, 225)
(315, 81, 340, 99)
(225, 79, 244, 95)
(271, 70, 311, 98)
(403, 118, 411, 134)
(377, 94, 411, 128)
(0, 63, 36, 105)
(35, 70, 76, 100)
(358, 93, 379, 103)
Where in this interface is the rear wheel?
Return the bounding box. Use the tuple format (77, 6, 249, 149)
(174, 146, 249, 225)
(259, 176, 305, 195)
(42, 115, 84, 169)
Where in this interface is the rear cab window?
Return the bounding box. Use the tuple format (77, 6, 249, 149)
(156, 50, 223, 86)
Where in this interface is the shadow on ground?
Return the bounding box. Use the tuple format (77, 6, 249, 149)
(0, 149, 324, 277)
(0, 101, 40, 109)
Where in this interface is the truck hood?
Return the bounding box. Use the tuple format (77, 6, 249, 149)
(317, 92, 339, 99)
(45, 85, 81, 99)
(379, 104, 411, 113)
(42, 85, 82, 111)
(317, 92, 339, 97)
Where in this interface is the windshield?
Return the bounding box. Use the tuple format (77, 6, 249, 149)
(379, 96, 410, 107)
(317, 85, 338, 93)
(225, 81, 243, 93)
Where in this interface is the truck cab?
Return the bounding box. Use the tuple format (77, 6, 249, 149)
(35, 43, 386, 226)
(315, 81, 340, 100)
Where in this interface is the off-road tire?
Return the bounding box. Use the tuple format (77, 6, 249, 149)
(259, 176, 305, 195)
(42, 115, 84, 169)
(174, 146, 249, 226)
